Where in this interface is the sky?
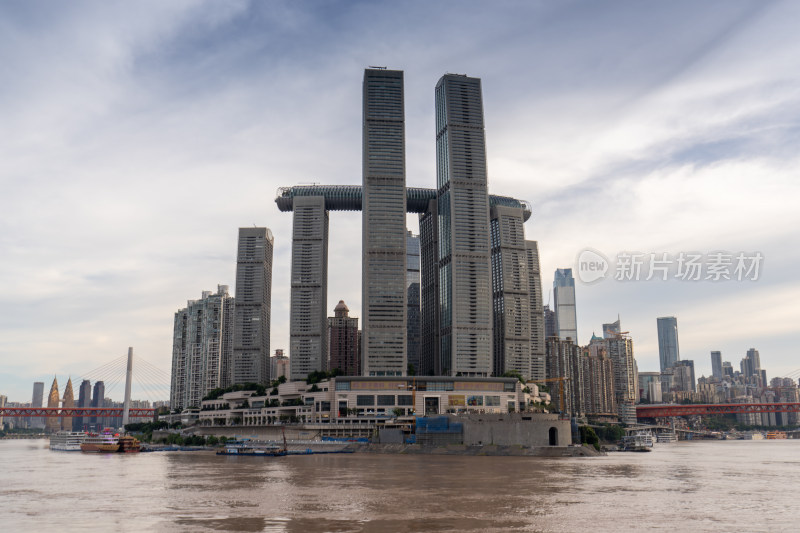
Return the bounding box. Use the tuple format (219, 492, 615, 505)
(1, 0, 799, 402)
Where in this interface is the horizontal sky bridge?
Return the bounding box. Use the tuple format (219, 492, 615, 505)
(275, 185, 532, 221)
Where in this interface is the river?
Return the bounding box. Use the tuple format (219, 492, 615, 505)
(0, 439, 797, 532)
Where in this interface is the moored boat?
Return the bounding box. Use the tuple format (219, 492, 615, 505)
(216, 442, 287, 456)
(50, 431, 87, 452)
(118, 435, 142, 453)
(621, 431, 654, 452)
(656, 431, 677, 443)
(81, 428, 120, 453)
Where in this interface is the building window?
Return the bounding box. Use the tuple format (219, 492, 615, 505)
(356, 395, 374, 406)
(377, 395, 395, 406)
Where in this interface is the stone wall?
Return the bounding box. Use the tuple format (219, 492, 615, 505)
(458, 413, 571, 447)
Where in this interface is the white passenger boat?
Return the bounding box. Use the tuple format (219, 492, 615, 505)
(49, 431, 87, 452)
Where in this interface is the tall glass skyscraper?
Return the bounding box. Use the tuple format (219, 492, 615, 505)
(406, 231, 421, 374)
(362, 68, 407, 377)
(710, 351, 723, 379)
(290, 197, 328, 380)
(233, 227, 273, 385)
(553, 268, 578, 343)
(656, 316, 680, 372)
(435, 74, 493, 377)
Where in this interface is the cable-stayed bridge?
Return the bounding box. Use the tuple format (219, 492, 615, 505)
(0, 348, 169, 423)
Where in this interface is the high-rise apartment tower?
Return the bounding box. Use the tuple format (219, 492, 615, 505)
(233, 227, 273, 384)
(361, 68, 407, 377)
(436, 74, 493, 377)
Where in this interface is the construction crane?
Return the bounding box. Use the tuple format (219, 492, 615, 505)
(529, 377, 568, 413)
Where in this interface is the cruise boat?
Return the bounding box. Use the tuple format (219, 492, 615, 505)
(117, 435, 142, 453)
(656, 431, 677, 443)
(49, 431, 87, 452)
(621, 432, 654, 452)
(80, 429, 121, 453)
(766, 431, 787, 440)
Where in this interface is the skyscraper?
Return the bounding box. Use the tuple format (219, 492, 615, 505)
(543, 304, 557, 340)
(581, 341, 616, 414)
(545, 337, 583, 415)
(290, 196, 328, 380)
(61, 377, 74, 431)
(553, 269, 578, 343)
(406, 231, 421, 374)
(673, 360, 696, 392)
(170, 286, 235, 411)
(711, 351, 723, 380)
(362, 68, 407, 377)
(656, 316, 680, 372)
(525, 241, 546, 381)
(91, 380, 104, 429)
(46, 377, 60, 433)
(741, 348, 762, 385)
(605, 331, 637, 423)
(418, 200, 440, 376)
(31, 381, 44, 429)
(602, 318, 621, 339)
(233, 227, 273, 385)
(490, 204, 531, 378)
(75, 379, 91, 431)
(436, 73, 493, 377)
(328, 300, 360, 376)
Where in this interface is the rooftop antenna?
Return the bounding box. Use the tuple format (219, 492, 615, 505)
(368, 65, 387, 70)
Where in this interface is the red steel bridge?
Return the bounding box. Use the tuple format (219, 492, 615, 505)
(637, 402, 800, 418)
(2, 348, 167, 423)
(0, 407, 155, 418)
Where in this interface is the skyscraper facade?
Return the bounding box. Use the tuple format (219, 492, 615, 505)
(170, 286, 235, 411)
(656, 316, 680, 372)
(46, 377, 60, 433)
(602, 318, 621, 339)
(525, 241, 546, 381)
(543, 304, 557, 340)
(269, 349, 290, 382)
(741, 348, 763, 385)
(436, 74, 493, 377)
(290, 196, 329, 380)
(328, 300, 360, 376)
(581, 341, 616, 414)
(418, 200, 440, 376)
(545, 337, 583, 415)
(711, 351, 723, 380)
(233, 227, 273, 385)
(31, 381, 44, 429)
(673, 360, 696, 392)
(362, 68, 407, 377)
(406, 231, 421, 374)
(553, 269, 578, 343)
(490, 204, 531, 378)
(75, 379, 91, 431)
(61, 377, 74, 431)
(605, 332, 637, 420)
(91, 381, 104, 429)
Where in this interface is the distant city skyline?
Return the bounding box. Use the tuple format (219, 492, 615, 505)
(2, 1, 800, 401)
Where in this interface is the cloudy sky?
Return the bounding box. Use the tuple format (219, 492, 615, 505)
(2, 0, 799, 402)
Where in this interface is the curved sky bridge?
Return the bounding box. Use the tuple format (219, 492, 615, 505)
(275, 185, 533, 221)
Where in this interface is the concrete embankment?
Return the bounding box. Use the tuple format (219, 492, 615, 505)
(346, 443, 604, 457)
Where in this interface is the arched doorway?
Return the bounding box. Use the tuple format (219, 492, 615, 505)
(549, 427, 558, 446)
